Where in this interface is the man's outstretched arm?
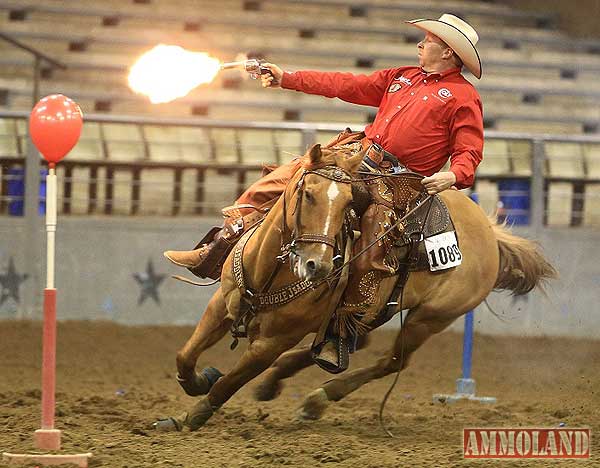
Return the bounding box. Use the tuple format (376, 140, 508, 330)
(260, 62, 397, 108)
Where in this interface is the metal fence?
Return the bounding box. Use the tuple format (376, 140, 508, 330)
(1, 111, 599, 229)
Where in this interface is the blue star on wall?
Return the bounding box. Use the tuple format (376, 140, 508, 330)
(0, 257, 28, 307)
(133, 260, 166, 305)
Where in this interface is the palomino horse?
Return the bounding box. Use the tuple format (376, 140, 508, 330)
(156, 144, 556, 431)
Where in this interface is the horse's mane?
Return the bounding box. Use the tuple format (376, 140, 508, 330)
(302, 146, 358, 173)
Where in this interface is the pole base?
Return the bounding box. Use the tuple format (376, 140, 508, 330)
(34, 428, 61, 451)
(3, 452, 92, 467)
(456, 378, 475, 395)
(433, 378, 496, 404)
(432, 393, 497, 404)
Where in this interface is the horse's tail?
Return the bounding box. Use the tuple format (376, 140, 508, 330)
(491, 218, 558, 295)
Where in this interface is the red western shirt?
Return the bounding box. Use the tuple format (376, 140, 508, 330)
(281, 66, 484, 188)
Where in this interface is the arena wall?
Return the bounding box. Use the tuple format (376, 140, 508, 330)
(1, 216, 598, 337)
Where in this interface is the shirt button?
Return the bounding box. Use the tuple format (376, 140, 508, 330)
(424, 79, 427, 83)
(423, 96, 428, 101)
(376, 134, 380, 138)
(385, 118, 389, 122)
(410, 92, 414, 96)
(397, 105, 401, 109)
(435, 79, 439, 83)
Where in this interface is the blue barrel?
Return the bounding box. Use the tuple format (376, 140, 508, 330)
(7, 168, 48, 216)
(497, 179, 530, 225)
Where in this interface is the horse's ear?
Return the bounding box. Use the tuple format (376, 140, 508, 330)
(345, 150, 365, 174)
(307, 144, 322, 164)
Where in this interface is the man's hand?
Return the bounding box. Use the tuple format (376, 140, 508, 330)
(421, 171, 457, 194)
(260, 63, 284, 88)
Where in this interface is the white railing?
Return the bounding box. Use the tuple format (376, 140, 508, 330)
(1, 111, 599, 228)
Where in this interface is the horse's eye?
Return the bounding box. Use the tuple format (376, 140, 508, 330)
(304, 190, 314, 204)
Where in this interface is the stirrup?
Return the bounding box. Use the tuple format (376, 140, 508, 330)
(311, 335, 349, 374)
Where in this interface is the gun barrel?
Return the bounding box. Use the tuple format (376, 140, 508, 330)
(220, 61, 246, 70)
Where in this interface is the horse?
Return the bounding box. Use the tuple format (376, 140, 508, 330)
(155, 143, 556, 431)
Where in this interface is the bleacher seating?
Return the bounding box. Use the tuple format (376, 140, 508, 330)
(0, 0, 598, 226)
(0, 117, 19, 157)
(0, 0, 600, 132)
(546, 182, 573, 226)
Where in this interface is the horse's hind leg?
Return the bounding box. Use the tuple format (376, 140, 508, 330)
(181, 332, 304, 431)
(298, 312, 452, 420)
(254, 346, 314, 401)
(176, 288, 232, 397)
(255, 335, 370, 401)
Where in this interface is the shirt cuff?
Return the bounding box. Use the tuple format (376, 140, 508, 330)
(281, 71, 298, 90)
(449, 165, 472, 189)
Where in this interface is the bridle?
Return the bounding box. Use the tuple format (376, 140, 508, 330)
(280, 165, 355, 261)
(228, 162, 434, 348)
(228, 163, 357, 347)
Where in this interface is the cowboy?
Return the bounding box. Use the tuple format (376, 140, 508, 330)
(165, 14, 484, 368)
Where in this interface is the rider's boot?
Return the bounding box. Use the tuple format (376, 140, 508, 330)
(164, 216, 245, 280)
(312, 333, 351, 374)
(164, 200, 275, 280)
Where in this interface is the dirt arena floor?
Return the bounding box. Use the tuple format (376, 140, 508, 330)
(1, 320, 598, 467)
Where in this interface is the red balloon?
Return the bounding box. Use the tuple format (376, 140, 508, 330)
(29, 94, 83, 164)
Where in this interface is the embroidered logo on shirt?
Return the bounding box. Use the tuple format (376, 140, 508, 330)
(394, 76, 413, 86)
(388, 83, 402, 93)
(438, 88, 452, 99)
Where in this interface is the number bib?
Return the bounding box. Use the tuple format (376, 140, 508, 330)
(424, 231, 462, 271)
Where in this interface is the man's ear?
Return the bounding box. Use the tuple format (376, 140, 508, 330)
(307, 144, 322, 164)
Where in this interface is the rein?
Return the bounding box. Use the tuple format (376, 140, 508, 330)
(238, 166, 434, 311)
(320, 191, 434, 285)
(229, 165, 435, 347)
(229, 165, 357, 343)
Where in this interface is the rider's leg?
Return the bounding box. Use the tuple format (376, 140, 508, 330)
(313, 203, 396, 371)
(164, 130, 369, 275)
(164, 157, 305, 275)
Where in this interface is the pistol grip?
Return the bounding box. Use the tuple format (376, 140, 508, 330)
(259, 66, 278, 85)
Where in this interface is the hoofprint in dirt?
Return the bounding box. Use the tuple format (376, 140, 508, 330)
(1, 320, 598, 467)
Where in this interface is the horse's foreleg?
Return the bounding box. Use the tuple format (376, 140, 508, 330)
(298, 313, 451, 420)
(182, 334, 302, 431)
(175, 289, 232, 397)
(255, 335, 370, 401)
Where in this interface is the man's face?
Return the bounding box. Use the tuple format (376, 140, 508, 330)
(417, 32, 450, 70)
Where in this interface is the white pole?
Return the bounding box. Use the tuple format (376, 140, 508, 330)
(46, 166, 57, 289)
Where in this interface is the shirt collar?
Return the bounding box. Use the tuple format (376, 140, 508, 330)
(419, 67, 462, 79)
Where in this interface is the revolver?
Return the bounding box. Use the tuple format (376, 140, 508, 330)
(220, 59, 278, 84)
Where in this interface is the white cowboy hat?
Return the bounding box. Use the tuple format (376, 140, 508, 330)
(406, 14, 482, 79)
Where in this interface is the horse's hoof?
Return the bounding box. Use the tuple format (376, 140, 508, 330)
(153, 416, 183, 432)
(254, 377, 282, 401)
(177, 367, 223, 397)
(296, 388, 329, 421)
(183, 397, 219, 431)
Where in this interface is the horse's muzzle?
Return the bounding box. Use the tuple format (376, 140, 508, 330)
(294, 256, 331, 282)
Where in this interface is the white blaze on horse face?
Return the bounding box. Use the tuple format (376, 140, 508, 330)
(319, 181, 340, 259)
